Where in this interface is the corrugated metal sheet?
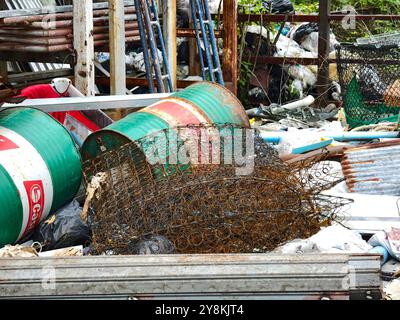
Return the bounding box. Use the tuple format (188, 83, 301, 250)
(0, 253, 382, 300)
(342, 140, 400, 196)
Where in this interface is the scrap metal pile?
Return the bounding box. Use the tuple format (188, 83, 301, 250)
(0, 2, 140, 52)
(82, 124, 349, 255)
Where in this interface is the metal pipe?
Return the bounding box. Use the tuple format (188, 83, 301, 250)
(0, 1, 136, 19)
(0, 43, 72, 52)
(202, 0, 224, 85)
(0, 28, 72, 37)
(1, 7, 136, 24)
(1, 93, 172, 112)
(192, 0, 215, 82)
(0, 36, 72, 45)
(189, 0, 206, 79)
(149, 0, 173, 92)
(134, 0, 155, 93)
(260, 131, 400, 143)
(140, 0, 164, 93)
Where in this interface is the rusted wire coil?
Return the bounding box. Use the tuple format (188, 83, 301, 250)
(83, 124, 350, 255)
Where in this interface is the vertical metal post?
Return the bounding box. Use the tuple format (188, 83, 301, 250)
(141, 0, 165, 93)
(222, 0, 237, 94)
(317, 0, 331, 107)
(134, 0, 155, 92)
(109, 0, 127, 120)
(162, 0, 177, 91)
(73, 0, 95, 97)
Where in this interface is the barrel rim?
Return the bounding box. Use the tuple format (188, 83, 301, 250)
(144, 96, 213, 124)
(173, 81, 250, 127)
(81, 129, 134, 161)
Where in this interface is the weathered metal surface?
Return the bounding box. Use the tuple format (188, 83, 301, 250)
(0, 108, 82, 246)
(0, 254, 381, 300)
(172, 82, 249, 125)
(0, 2, 141, 52)
(0, 1, 136, 19)
(81, 82, 249, 161)
(1, 93, 171, 111)
(342, 140, 400, 195)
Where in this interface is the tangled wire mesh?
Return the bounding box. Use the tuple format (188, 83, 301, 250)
(82, 124, 351, 255)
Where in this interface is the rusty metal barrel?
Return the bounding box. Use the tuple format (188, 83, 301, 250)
(81, 82, 250, 162)
(0, 108, 82, 247)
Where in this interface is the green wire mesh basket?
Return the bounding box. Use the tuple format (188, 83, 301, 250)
(336, 43, 400, 128)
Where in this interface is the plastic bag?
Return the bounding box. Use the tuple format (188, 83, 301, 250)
(291, 23, 339, 53)
(128, 235, 176, 255)
(292, 23, 319, 44)
(32, 200, 91, 251)
(245, 25, 270, 55)
(274, 226, 372, 254)
(288, 65, 317, 87)
(368, 227, 400, 261)
(126, 49, 164, 73)
(274, 35, 315, 59)
(262, 0, 294, 14)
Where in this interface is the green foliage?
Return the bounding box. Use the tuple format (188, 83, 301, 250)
(238, 0, 264, 14)
(238, 60, 254, 105)
(291, 0, 318, 13)
(331, 0, 400, 14)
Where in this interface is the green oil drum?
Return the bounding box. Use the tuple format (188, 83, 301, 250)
(81, 82, 250, 162)
(0, 108, 82, 247)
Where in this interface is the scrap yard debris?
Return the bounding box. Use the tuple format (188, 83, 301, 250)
(2, 0, 400, 301)
(82, 124, 349, 255)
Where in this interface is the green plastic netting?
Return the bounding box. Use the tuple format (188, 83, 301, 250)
(336, 43, 400, 128)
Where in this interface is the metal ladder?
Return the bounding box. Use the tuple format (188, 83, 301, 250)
(134, 0, 173, 93)
(189, 0, 224, 85)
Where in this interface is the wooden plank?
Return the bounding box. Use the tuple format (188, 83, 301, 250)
(108, 0, 128, 120)
(108, 0, 127, 96)
(162, 0, 177, 90)
(317, 0, 331, 108)
(73, 0, 95, 97)
(223, 0, 238, 94)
